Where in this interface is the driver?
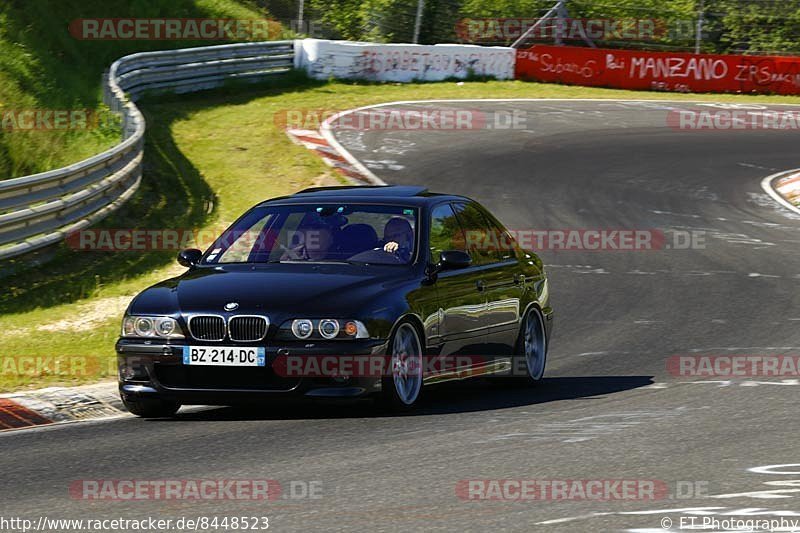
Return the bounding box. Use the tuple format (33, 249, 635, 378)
(280, 222, 334, 261)
(382, 217, 414, 262)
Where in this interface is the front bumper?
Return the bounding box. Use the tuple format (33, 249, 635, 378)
(116, 338, 389, 405)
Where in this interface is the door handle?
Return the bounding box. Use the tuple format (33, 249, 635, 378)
(514, 274, 525, 285)
(476, 280, 486, 292)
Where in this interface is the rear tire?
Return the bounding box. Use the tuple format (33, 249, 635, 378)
(511, 307, 547, 385)
(380, 321, 424, 411)
(122, 396, 181, 418)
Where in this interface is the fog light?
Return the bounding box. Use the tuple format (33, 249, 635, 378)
(119, 361, 147, 381)
(120, 365, 135, 381)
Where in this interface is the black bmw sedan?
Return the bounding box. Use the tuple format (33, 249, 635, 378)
(116, 185, 553, 416)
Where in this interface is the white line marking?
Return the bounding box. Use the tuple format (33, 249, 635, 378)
(748, 272, 781, 278)
(686, 346, 800, 352)
(536, 512, 615, 525)
(738, 162, 779, 171)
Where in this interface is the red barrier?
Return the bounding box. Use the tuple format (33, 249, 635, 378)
(515, 45, 800, 95)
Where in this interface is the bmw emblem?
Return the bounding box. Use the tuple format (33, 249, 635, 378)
(224, 302, 239, 311)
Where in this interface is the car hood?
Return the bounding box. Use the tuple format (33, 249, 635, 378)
(130, 263, 414, 318)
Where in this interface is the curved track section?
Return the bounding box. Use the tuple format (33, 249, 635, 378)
(1, 100, 799, 532)
(332, 99, 800, 379)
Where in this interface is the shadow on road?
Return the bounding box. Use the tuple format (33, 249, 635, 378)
(154, 375, 654, 423)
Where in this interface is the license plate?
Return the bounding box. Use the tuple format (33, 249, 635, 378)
(182, 346, 266, 367)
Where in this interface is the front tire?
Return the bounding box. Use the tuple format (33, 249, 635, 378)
(122, 396, 181, 418)
(380, 321, 424, 410)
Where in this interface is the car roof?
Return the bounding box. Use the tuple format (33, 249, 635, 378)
(258, 185, 470, 207)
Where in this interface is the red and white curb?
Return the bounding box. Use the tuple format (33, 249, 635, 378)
(762, 169, 800, 216)
(286, 128, 384, 185)
(0, 382, 125, 432)
(775, 172, 800, 207)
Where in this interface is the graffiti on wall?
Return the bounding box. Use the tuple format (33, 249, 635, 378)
(516, 45, 800, 95)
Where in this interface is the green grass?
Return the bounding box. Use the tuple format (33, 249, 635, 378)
(3, 76, 800, 390)
(0, 0, 290, 180)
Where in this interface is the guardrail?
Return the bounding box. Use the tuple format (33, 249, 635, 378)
(0, 40, 294, 261)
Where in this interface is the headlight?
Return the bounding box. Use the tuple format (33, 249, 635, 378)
(122, 316, 185, 339)
(280, 319, 369, 340)
(156, 318, 176, 336)
(291, 319, 314, 339)
(134, 317, 154, 336)
(319, 319, 340, 339)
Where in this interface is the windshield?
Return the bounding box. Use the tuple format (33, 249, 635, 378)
(202, 203, 418, 265)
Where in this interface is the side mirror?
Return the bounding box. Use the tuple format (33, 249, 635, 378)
(438, 250, 472, 271)
(177, 248, 203, 268)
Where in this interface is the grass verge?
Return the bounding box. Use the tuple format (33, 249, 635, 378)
(0, 0, 286, 179)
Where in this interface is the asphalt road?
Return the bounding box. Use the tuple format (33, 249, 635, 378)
(3, 100, 800, 532)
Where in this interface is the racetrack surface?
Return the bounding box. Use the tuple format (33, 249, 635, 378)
(2, 100, 800, 532)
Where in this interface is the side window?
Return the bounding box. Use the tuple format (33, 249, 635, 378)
(429, 203, 467, 263)
(483, 212, 518, 261)
(453, 202, 500, 266)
